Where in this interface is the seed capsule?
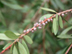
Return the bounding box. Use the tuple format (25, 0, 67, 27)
(34, 27, 36, 31)
(38, 26, 42, 29)
(27, 29, 29, 32)
(29, 28, 32, 31)
(45, 21, 48, 24)
(47, 19, 50, 22)
(50, 18, 52, 21)
(42, 23, 45, 26)
(31, 30, 34, 32)
(34, 24, 36, 27)
(38, 23, 41, 26)
(23, 30, 26, 33)
(39, 20, 42, 23)
(62, 13, 64, 16)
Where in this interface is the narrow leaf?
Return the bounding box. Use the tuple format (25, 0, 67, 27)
(53, 18, 58, 35)
(1, 0, 23, 10)
(4, 30, 18, 40)
(0, 33, 12, 40)
(0, 11, 6, 26)
(24, 35, 33, 44)
(3, 42, 12, 50)
(55, 0, 65, 10)
(57, 34, 72, 39)
(10, 44, 14, 53)
(59, 16, 63, 28)
(40, 7, 56, 13)
(13, 46, 18, 54)
(22, 40, 30, 54)
(18, 42, 27, 54)
(61, 26, 72, 34)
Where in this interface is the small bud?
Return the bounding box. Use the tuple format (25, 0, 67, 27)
(50, 18, 52, 21)
(34, 27, 36, 31)
(34, 24, 37, 27)
(29, 28, 32, 31)
(27, 29, 29, 32)
(39, 20, 42, 23)
(62, 13, 64, 16)
(23, 30, 26, 33)
(45, 21, 48, 24)
(31, 30, 34, 32)
(36, 22, 38, 25)
(44, 17, 46, 20)
(38, 23, 41, 26)
(47, 19, 50, 22)
(42, 23, 45, 26)
(38, 26, 42, 29)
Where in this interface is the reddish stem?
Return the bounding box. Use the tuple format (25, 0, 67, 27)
(0, 9, 72, 54)
(65, 44, 72, 54)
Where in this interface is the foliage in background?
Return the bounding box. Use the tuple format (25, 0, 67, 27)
(0, 0, 72, 54)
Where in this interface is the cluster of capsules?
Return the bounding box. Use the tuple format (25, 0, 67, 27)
(23, 17, 53, 33)
(23, 10, 72, 33)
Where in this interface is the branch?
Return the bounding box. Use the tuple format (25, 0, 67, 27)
(0, 9, 72, 54)
(65, 44, 72, 54)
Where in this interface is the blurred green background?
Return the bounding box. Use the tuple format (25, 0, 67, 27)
(0, 0, 72, 54)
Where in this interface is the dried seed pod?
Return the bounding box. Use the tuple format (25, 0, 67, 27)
(62, 13, 64, 16)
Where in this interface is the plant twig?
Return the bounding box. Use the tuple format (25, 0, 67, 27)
(0, 9, 72, 54)
(65, 44, 72, 54)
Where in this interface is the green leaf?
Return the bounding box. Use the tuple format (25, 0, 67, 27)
(13, 46, 18, 54)
(4, 30, 18, 40)
(10, 44, 14, 53)
(61, 26, 72, 34)
(1, 0, 23, 10)
(24, 35, 33, 44)
(53, 18, 58, 35)
(0, 10, 6, 26)
(57, 34, 72, 39)
(51, 0, 58, 10)
(56, 14, 58, 32)
(40, 14, 53, 20)
(18, 42, 27, 54)
(55, 0, 65, 10)
(3, 42, 12, 50)
(22, 40, 30, 54)
(40, 7, 56, 13)
(0, 33, 12, 40)
(59, 16, 63, 28)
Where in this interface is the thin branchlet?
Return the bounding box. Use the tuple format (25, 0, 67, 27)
(0, 9, 72, 54)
